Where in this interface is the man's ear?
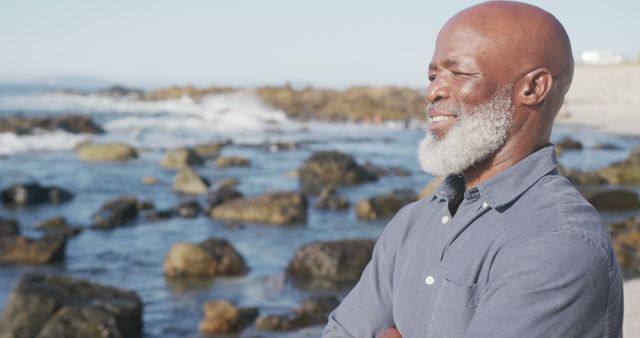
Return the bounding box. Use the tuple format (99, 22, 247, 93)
(516, 68, 554, 106)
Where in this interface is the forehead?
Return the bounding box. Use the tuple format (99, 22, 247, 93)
(430, 20, 497, 70)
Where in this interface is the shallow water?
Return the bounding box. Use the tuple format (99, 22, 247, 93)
(0, 90, 639, 337)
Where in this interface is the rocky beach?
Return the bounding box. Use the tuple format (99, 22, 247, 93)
(0, 63, 639, 337)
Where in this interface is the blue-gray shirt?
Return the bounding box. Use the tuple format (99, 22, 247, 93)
(323, 145, 623, 338)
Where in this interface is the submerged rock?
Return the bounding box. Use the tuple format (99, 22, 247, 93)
(164, 238, 248, 278)
(175, 199, 201, 218)
(314, 187, 349, 211)
(1, 182, 73, 206)
(210, 191, 307, 225)
(0, 114, 104, 135)
(559, 166, 607, 185)
(585, 189, 640, 211)
(216, 156, 251, 168)
(298, 151, 377, 194)
(161, 148, 205, 169)
(173, 167, 210, 195)
(0, 217, 19, 236)
(555, 137, 583, 151)
(255, 295, 339, 331)
(356, 189, 418, 220)
(76, 142, 138, 162)
(91, 196, 139, 229)
(595, 146, 640, 185)
(33, 216, 82, 238)
(0, 272, 143, 338)
(287, 239, 375, 284)
(0, 235, 66, 264)
(198, 301, 258, 334)
(206, 186, 243, 209)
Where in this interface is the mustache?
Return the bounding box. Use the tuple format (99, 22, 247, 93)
(426, 101, 460, 116)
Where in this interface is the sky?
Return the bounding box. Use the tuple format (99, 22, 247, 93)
(0, 0, 638, 89)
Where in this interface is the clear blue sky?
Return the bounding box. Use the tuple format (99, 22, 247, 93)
(1, 0, 638, 88)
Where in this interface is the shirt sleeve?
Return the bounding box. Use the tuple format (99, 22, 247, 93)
(322, 208, 408, 338)
(464, 230, 623, 338)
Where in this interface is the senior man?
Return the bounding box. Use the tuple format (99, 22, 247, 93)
(323, 1, 623, 337)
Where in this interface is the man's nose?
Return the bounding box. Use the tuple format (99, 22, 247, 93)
(426, 81, 450, 104)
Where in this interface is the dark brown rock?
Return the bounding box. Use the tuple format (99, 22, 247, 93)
(0, 114, 104, 135)
(314, 187, 349, 211)
(559, 166, 607, 185)
(33, 216, 82, 238)
(356, 189, 418, 220)
(164, 238, 249, 278)
(287, 239, 375, 283)
(0, 236, 66, 264)
(176, 200, 201, 218)
(1, 182, 73, 206)
(556, 137, 583, 151)
(298, 151, 377, 195)
(216, 156, 251, 168)
(0, 272, 143, 338)
(210, 191, 307, 225)
(207, 186, 243, 209)
(585, 189, 640, 211)
(0, 217, 19, 236)
(255, 295, 338, 331)
(198, 301, 258, 334)
(91, 196, 139, 230)
(161, 148, 205, 169)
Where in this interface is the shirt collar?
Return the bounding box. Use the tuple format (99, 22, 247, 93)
(432, 144, 559, 209)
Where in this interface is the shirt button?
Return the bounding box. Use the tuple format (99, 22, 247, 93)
(482, 202, 489, 209)
(441, 216, 449, 224)
(425, 276, 435, 285)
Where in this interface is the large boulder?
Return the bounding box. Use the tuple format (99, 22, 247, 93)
(216, 156, 251, 168)
(198, 301, 257, 334)
(1, 182, 73, 206)
(298, 151, 377, 194)
(0, 272, 143, 338)
(584, 189, 640, 211)
(76, 142, 138, 162)
(91, 196, 139, 230)
(164, 238, 248, 278)
(0, 114, 104, 135)
(287, 239, 375, 284)
(210, 191, 307, 225)
(356, 189, 418, 220)
(161, 148, 205, 169)
(0, 236, 66, 264)
(0, 217, 19, 236)
(255, 295, 338, 331)
(173, 167, 210, 195)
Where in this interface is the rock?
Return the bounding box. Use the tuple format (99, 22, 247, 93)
(76, 142, 138, 162)
(255, 295, 338, 331)
(559, 166, 607, 185)
(137, 200, 155, 210)
(164, 238, 248, 278)
(593, 143, 623, 150)
(287, 239, 375, 283)
(216, 156, 251, 168)
(91, 196, 139, 229)
(142, 175, 158, 185)
(355, 189, 418, 220)
(176, 199, 201, 218)
(217, 178, 240, 189)
(198, 301, 257, 334)
(298, 151, 377, 194)
(173, 167, 210, 195)
(142, 85, 234, 101)
(266, 142, 298, 152)
(0, 217, 19, 236)
(161, 148, 205, 169)
(594, 146, 640, 185)
(0, 114, 104, 135)
(193, 143, 223, 158)
(96, 85, 144, 98)
(0, 272, 143, 338)
(363, 162, 411, 177)
(210, 191, 307, 225)
(586, 189, 640, 211)
(1, 182, 73, 206)
(314, 187, 349, 210)
(419, 176, 446, 199)
(556, 137, 583, 151)
(33, 216, 82, 238)
(207, 186, 243, 209)
(144, 209, 175, 222)
(0, 236, 66, 264)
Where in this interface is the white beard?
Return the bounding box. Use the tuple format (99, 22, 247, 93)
(417, 87, 514, 177)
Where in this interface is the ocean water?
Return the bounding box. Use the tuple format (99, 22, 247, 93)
(0, 87, 638, 337)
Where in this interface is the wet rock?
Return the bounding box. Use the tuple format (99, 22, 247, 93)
(210, 191, 307, 225)
(266, 142, 298, 152)
(76, 142, 138, 162)
(585, 189, 640, 211)
(137, 200, 155, 210)
(559, 166, 607, 185)
(193, 143, 223, 158)
(143, 209, 175, 222)
(173, 167, 210, 195)
(356, 189, 418, 220)
(363, 162, 411, 177)
(255, 295, 338, 331)
(217, 177, 240, 189)
(216, 156, 251, 168)
(0, 272, 143, 338)
(33, 216, 82, 238)
(1, 182, 73, 206)
(0, 114, 105, 135)
(142, 175, 159, 185)
(298, 151, 377, 195)
(287, 239, 375, 283)
(593, 143, 623, 150)
(198, 301, 258, 334)
(207, 186, 243, 209)
(595, 146, 640, 185)
(314, 187, 349, 211)
(419, 176, 445, 199)
(0, 235, 66, 264)
(556, 137, 583, 151)
(161, 148, 205, 169)
(176, 199, 201, 218)
(0, 217, 19, 236)
(91, 196, 139, 230)
(164, 238, 248, 278)
(96, 85, 144, 98)
(142, 85, 234, 101)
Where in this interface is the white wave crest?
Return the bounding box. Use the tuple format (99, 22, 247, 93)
(0, 131, 88, 155)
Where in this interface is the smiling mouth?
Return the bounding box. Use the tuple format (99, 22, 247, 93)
(430, 115, 457, 122)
